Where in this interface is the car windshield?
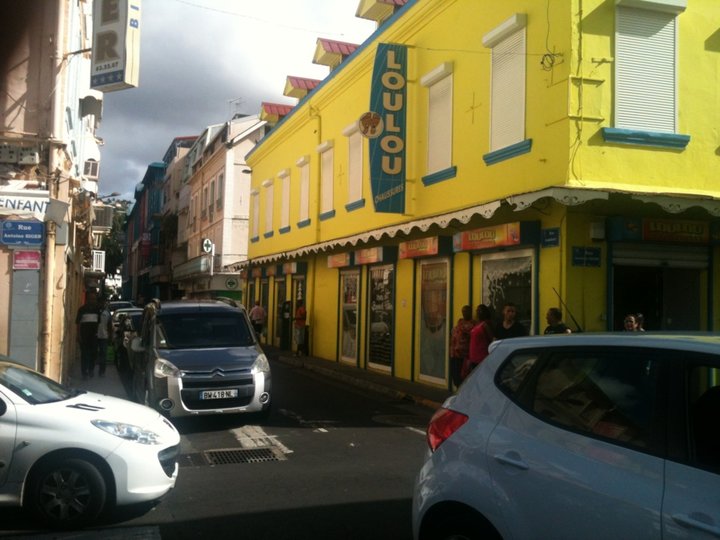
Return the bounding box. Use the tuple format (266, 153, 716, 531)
(156, 312, 254, 349)
(0, 363, 77, 404)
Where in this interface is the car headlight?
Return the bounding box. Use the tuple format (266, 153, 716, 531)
(91, 420, 162, 445)
(154, 358, 181, 378)
(251, 354, 270, 375)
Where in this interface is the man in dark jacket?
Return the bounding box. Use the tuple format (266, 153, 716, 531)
(76, 290, 100, 379)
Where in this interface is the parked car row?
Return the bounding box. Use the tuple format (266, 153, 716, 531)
(413, 333, 720, 540)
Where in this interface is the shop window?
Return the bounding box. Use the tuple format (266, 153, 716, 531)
(482, 14, 530, 164)
(368, 265, 394, 370)
(340, 272, 360, 363)
(418, 260, 449, 382)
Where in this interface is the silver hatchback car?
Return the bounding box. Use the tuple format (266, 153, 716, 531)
(413, 333, 720, 540)
(130, 300, 271, 418)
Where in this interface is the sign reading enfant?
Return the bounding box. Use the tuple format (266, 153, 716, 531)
(368, 43, 407, 214)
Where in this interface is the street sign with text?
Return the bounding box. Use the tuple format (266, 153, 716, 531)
(1, 220, 44, 246)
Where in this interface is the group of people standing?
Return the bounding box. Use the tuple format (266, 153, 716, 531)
(75, 290, 112, 380)
(450, 302, 575, 387)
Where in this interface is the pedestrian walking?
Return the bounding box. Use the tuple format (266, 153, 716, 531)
(76, 290, 100, 379)
(249, 300, 267, 337)
(294, 299, 307, 356)
(96, 296, 111, 377)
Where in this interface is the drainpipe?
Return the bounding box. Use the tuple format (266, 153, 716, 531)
(41, 0, 66, 379)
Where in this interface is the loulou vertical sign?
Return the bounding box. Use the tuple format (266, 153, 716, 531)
(366, 43, 407, 214)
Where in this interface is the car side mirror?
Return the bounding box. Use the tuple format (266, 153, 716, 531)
(130, 336, 145, 353)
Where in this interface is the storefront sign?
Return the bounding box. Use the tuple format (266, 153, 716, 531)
(644, 218, 708, 244)
(251, 267, 263, 278)
(1, 220, 44, 246)
(572, 247, 602, 267)
(368, 43, 407, 214)
(453, 223, 521, 251)
(91, 0, 142, 92)
(266, 265, 277, 277)
(13, 250, 41, 270)
(328, 253, 352, 268)
(355, 247, 384, 265)
(399, 237, 438, 259)
(0, 195, 50, 216)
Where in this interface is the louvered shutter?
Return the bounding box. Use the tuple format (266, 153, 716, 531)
(264, 181, 273, 234)
(616, 6, 676, 132)
(348, 131, 363, 203)
(251, 193, 259, 238)
(299, 163, 309, 222)
(490, 28, 525, 151)
(427, 75, 453, 173)
(281, 174, 290, 229)
(321, 148, 334, 214)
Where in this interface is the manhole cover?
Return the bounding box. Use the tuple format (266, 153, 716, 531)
(372, 414, 428, 428)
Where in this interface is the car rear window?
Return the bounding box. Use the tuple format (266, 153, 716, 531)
(156, 312, 254, 349)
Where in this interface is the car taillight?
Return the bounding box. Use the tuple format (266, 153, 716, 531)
(427, 407, 468, 452)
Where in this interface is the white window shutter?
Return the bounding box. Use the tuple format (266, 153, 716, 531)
(251, 193, 259, 237)
(321, 148, 334, 214)
(616, 6, 676, 132)
(264, 182, 274, 234)
(348, 131, 363, 203)
(490, 28, 525, 151)
(428, 75, 453, 173)
(299, 164, 310, 222)
(281, 174, 290, 229)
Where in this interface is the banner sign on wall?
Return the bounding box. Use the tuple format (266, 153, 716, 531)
(91, 0, 142, 91)
(368, 43, 407, 214)
(453, 223, 521, 251)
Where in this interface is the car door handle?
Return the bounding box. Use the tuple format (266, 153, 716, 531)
(672, 513, 720, 538)
(493, 452, 529, 470)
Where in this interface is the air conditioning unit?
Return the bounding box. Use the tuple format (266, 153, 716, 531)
(92, 250, 105, 272)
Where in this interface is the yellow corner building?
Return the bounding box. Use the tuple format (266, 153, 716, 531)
(245, 0, 720, 388)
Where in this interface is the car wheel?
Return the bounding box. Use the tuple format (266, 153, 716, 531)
(28, 457, 107, 528)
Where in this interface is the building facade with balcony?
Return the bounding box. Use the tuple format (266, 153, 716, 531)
(172, 114, 266, 301)
(0, 0, 106, 380)
(246, 0, 720, 389)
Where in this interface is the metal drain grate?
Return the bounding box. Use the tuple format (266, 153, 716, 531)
(206, 447, 280, 465)
(179, 447, 286, 467)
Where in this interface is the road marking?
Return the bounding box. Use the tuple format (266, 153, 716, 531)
(279, 408, 339, 430)
(405, 426, 426, 436)
(231, 425, 293, 455)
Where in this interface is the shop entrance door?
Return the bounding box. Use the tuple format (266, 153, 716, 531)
(613, 266, 701, 331)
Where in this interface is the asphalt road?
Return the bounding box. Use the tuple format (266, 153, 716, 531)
(0, 357, 434, 539)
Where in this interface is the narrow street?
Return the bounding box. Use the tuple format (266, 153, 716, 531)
(0, 356, 435, 539)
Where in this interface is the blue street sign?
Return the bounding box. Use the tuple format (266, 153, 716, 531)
(1, 220, 45, 246)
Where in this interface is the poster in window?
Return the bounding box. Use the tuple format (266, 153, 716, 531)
(419, 261, 448, 380)
(368, 265, 394, 368)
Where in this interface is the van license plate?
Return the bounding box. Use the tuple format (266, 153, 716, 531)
(200, 389, 238, 400)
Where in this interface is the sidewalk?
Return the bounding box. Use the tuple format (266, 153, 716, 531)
(68, 347, 453, 411)
(266, 346, 452, 411)
(68, 356, 129, 400)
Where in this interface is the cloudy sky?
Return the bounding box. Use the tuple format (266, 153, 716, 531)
(97, 0, 376, 199)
